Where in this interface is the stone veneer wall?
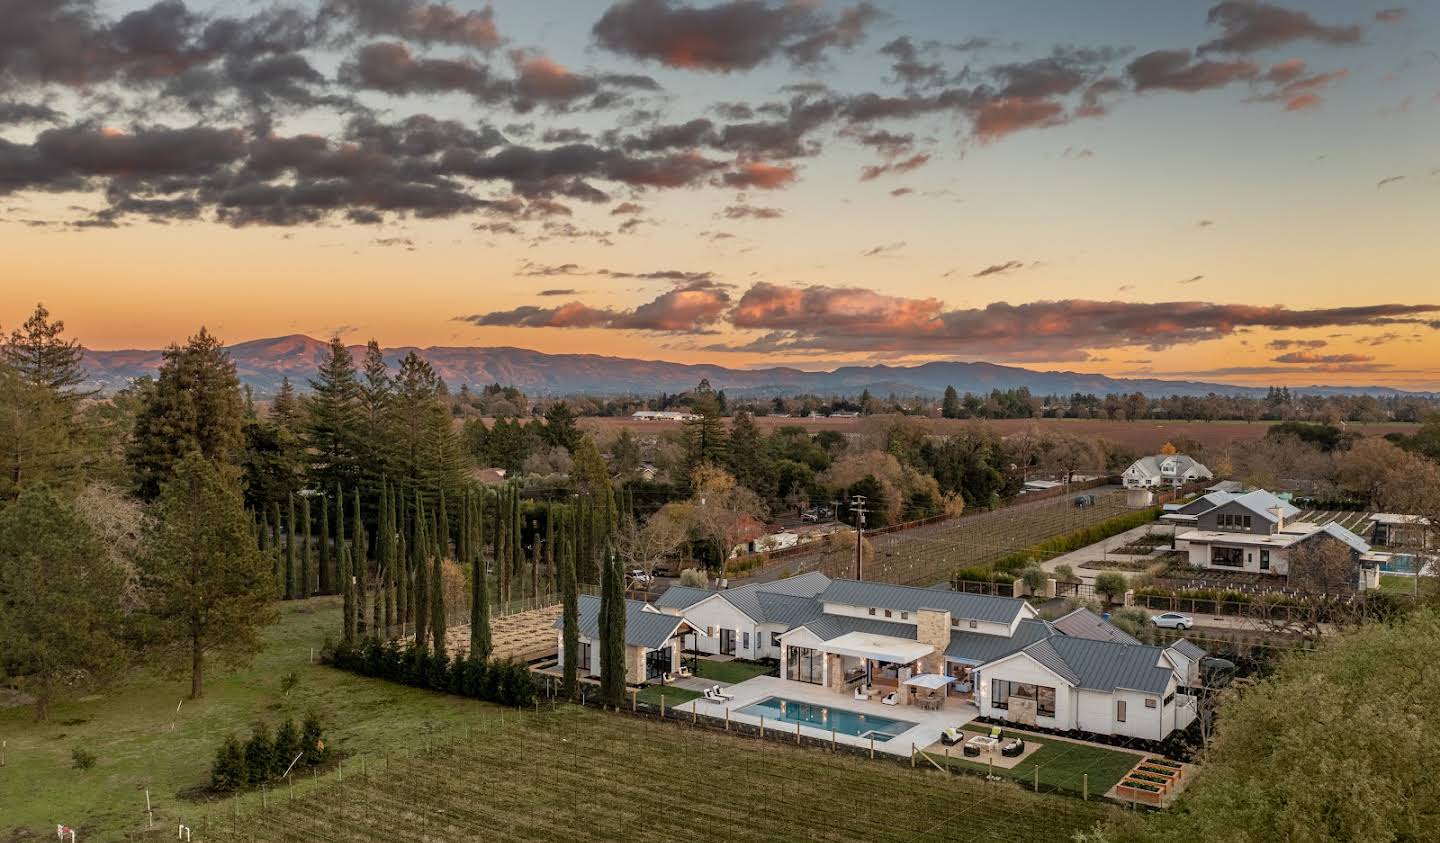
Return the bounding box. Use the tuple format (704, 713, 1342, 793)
(915, 608, 951, 676)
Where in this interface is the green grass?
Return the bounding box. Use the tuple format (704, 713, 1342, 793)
(694, 658, 774, 684)
(1379, 574, 1438, 596)
(936, 725, 1143, 796)
(634, 685, 701, 707)
(0, 596, 483, 841)
(198, 705, 1115, 842)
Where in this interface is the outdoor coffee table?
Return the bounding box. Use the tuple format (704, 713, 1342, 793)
(967, 736, 999, 752)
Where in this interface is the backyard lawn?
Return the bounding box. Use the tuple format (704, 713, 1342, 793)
(694, 658, 774, 684)
(634, 685, 701, 707)
(938, 725, 1143, 797)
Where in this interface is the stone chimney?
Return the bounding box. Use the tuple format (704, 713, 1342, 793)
(1270, 504, 1286, 532)
(915, 608, 950, 676)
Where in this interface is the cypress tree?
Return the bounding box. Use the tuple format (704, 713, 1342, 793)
(495, 487, 508, 607)
(269, 500, 282, 592)
(545, 503, 555, 596)
(413, 493, 429, 653)
(352, 490, 368, 638)
(470, 490, 491, 659)
(394, 484, 408, 627)
(430, 531, 446, 658)
(337, 489, 354, 644)
(559, 506, 579, 699)
(319, 493, 331, 594)
(598, 541, 627, 708)
(380, 481, 394, 633)
(512, 488, 524, 601)
(300, 494, 312, 598)
(285, 494, 297, 600)
(260, 510, 272, 556)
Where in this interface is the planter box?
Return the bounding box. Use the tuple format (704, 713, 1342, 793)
(1117, 781, 1166, 805)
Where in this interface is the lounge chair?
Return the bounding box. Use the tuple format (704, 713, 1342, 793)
(714, 685, 736, 702)
(881, 692, 897, 706)
(702, 687, 724, 703)
(989, 725, 1003, 741)
(677, 664, 693, 678)
(940, 726, 964, 746)
(1001, 739, 1025, 758)
(853, 686, 868, 701)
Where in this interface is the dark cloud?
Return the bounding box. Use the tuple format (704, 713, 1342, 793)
(1267, 338, 1326, 350)
(879, 36, 946, 89)
(458, 277, 731, 332)
(860, 241, 905, 257)
(973, 260, 1024, 277)
(889, 187, 913, 197)
(538, 288, 577, 296)
(859, 152, 929, 180)
(1250, 59, 1348, 111)
(592, 0, 880, 72)
(339, 41, 507, 100)
(0, 101, 63, 125)
(1127, 49, 1258, 92)
(1377, 175, 1404, 188)
(610, 201, 644, 215)
(1178, 274, 1205, 284)
(322, 0, 501, 50)
(1200, 2, 1362, 54)
(721, 203, 782, 219)
(541, 127, 592, 144)
(719, 161, 797, 190)
(1272, 350, 1374, 364)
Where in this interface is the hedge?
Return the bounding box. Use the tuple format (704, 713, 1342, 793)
(324, 638, 537, 709)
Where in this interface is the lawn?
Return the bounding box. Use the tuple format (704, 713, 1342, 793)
(634, 685, 701, 707)
(0, 596, 483, 841)
(1379, 574, 1438, 596)
(937, 725, 1143, 797)
(198, 705, 1116, 842)
(694, 658, 774, 684)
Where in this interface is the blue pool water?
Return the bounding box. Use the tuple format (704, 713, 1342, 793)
(1378, 554, 1424, 574)
(737, 696, 917, 742)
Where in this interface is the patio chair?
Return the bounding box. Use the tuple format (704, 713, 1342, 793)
(702, 687, 724, 703)
(853, 686, 868, 701)
(962, 744, 981, 758)
(1001, 739, 1025, 758)
(989, 725, 1003, 741)
(677, 664, 693, 678)
(940, 726, 964, 746)
(881, 692, 897, 706)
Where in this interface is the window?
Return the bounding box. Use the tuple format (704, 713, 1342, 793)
(1211, 546, 1245, 568)
(577, 641, 591, 671)
(900, 612, 909, 620)
(1145, 698, 1157, 709)
(786, 646, 823, 685)
(1116, 700, 1127, 722)
(706, 626, 714, 637)
(969, 620, 978, 629)
(1259, 550, 1270, 571)
(742, 631, 750, 651)
(884, 609, 892, 618)
(868, 608, 876, 616)
(771, 631, 782, 648)
(645, 647, 671, 680)
(990, 680, 1057, 717)
(1163, 693, 1175, 706)
(1217, 513, 1254, 530)
(951, 618, 960, 627)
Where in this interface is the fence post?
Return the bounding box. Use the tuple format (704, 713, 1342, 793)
(630, 688, 637, 712)
(660, 694, 665, 718)
(1083, 773, 1089, 800)
(760, 715, 764, 738)
(796, 722, 801, 744)
(869, 735, 874, 759)
(725, 708, 730, 731)
(910, 743, 916, 768)
(1033, 764, 1040, 792)
(832, 727, 836, 750)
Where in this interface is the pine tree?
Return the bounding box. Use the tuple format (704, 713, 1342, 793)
(470, 489, 492, 659)
(942, 385, 962, 419)
(271, 377, 299, 429)
(559, 505, 579, 699)
(2, 303, 94, 401)
(319, 493, 332, 594)
(269, 500, 282, 593)
(306, 337, 363, 496)
(300, 494, 312, 598)
(285, 494, 297, 600)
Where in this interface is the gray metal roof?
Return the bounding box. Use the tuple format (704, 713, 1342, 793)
(1028, 636, 1175, 695)
(558, 595, 690, 650)
(818, 579, 1028, 625)
(1305, 522, 1371, 555)
(797, 613, 919, 643)
(1166, 638, 1207, 661)
(754, 592, 827, 627)
(652, 572, 832, 621)
(945, 618, 1054, 664)
(652, 585, 714, 611)
(1051, 608, 1142, 646)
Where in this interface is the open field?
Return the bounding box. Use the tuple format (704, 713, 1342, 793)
(579, 415, 1418, 452)
(201, 706, 1115, 843)
(3, 598, 1113, 842)
(768, 488, 1138, 586)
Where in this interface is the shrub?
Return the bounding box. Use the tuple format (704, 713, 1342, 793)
(1095, 572, 1127, 603)
(1054, 564, 1077, 583)
(678, 568, 709, 588)
(300, 713, 326, 765)
(272, 718, 302, 777)
(71, 748, 96, 771)
(279, 670, 300, 697)
(1020, 567, 1048, 594)
(211, 734, 247, 791)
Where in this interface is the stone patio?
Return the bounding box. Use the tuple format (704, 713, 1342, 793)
(675, 674, 977, 757)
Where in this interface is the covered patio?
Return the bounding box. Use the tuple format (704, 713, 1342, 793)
(815, 632, 946, 707)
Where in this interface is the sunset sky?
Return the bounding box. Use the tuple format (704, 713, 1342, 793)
(3, 0, 1438, 387)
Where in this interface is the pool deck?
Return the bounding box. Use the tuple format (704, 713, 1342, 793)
(675, 675, 977, 757)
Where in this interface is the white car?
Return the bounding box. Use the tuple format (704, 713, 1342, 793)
(1150, 612, 1194, 630)
(627, 569, 654, 585)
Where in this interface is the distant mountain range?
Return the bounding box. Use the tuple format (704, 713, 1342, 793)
(78, 334, 1432, 399)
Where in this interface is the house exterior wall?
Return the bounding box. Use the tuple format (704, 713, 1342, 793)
(1186, 540, 1290, 574)
(820, 602, 1013, 638)
(915, 609, 950, 676)
(778, 626, 828, 689)
(757, 622, 788, 659)
(1196, 501, 1275, 535)
(976, 654, 1076, 732)
(681, 596, 760, 659)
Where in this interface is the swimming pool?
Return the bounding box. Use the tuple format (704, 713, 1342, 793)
(736, 696, 917, 742)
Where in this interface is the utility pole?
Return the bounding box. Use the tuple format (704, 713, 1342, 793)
(850, 495, 868, 581)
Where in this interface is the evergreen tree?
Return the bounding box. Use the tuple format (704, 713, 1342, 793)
(358, 340, 396, 493)
(244, 722, 275, 785)
(2, 303, 93, 400)
(319, 493, 332, 594)
(378, 480, 393, 633)
(338, 486, 354, 644)
(128, 327, 245, 499)
(598, 545, 627, 708)
(413, 492, 430, 653)
(682, 385, 728, 475)
(306, 337, 363, 496)
(272, 718, 302, 775)
(271, 377, 299, 429)
(0, 359, 81, 500)
(211, 733, 247, 791)
(559, 506, 578, 699)
(285, 494, 297, 599)
(0, 486, 128, 720)
(430, 534, 446, 657)
(611, 428, 642, 476)
(541, 401, 582, 452)
(942, 385, 962, 419)
(470, 489, 492, 659)
(268, 500, 282, 596)
(141, 454, 276, 698)
(394, 484, 408, 626)
(300, 494, 313, 598)
(496, 485, 511, 605)
(726, 411, 774, 499)
(352, 489, 368, 637)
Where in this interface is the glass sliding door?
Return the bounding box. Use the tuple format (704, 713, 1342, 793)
(785, 646, 823, 684)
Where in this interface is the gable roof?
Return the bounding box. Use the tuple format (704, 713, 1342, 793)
(1173, 491, 1237, 515)
(1217, 490, 1301, 523)
(1025, 636, 1176, 694)
(652, 585, 714, 611)
(1165, 638, 1207, 662)
(1296, 522, 1371, 554)
(1125, 454, 1210, 479)
(559, 595, 692, 649)
(818, 579, 1030, 625)
(946, 617, 1054, 664)
(1051, 608, 1141, 645)
(652, 572, 832, 623)
(794, 613, 918, 643)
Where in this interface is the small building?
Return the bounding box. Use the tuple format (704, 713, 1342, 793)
(631, 410, 699, 422)
(553, 595, 700, 684)
(1368, 513, 1432, 548)
(1122, 454, 1213, 490)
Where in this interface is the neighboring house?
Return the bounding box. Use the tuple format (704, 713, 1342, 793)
(652, 572, 831, 660)
(468, 466, 508, 486)
(631, 410, 699, 421)
(553, 595, 699, 684)
(662, 576, 1203, 741)
(1368, 513, 1432, 548)
(1172, 489, 1380, 588)
(1122, 454, 1213, 490)
(637, 462, 659, 482)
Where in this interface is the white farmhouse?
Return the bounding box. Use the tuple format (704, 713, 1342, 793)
(1122, 453, 1213, 490)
